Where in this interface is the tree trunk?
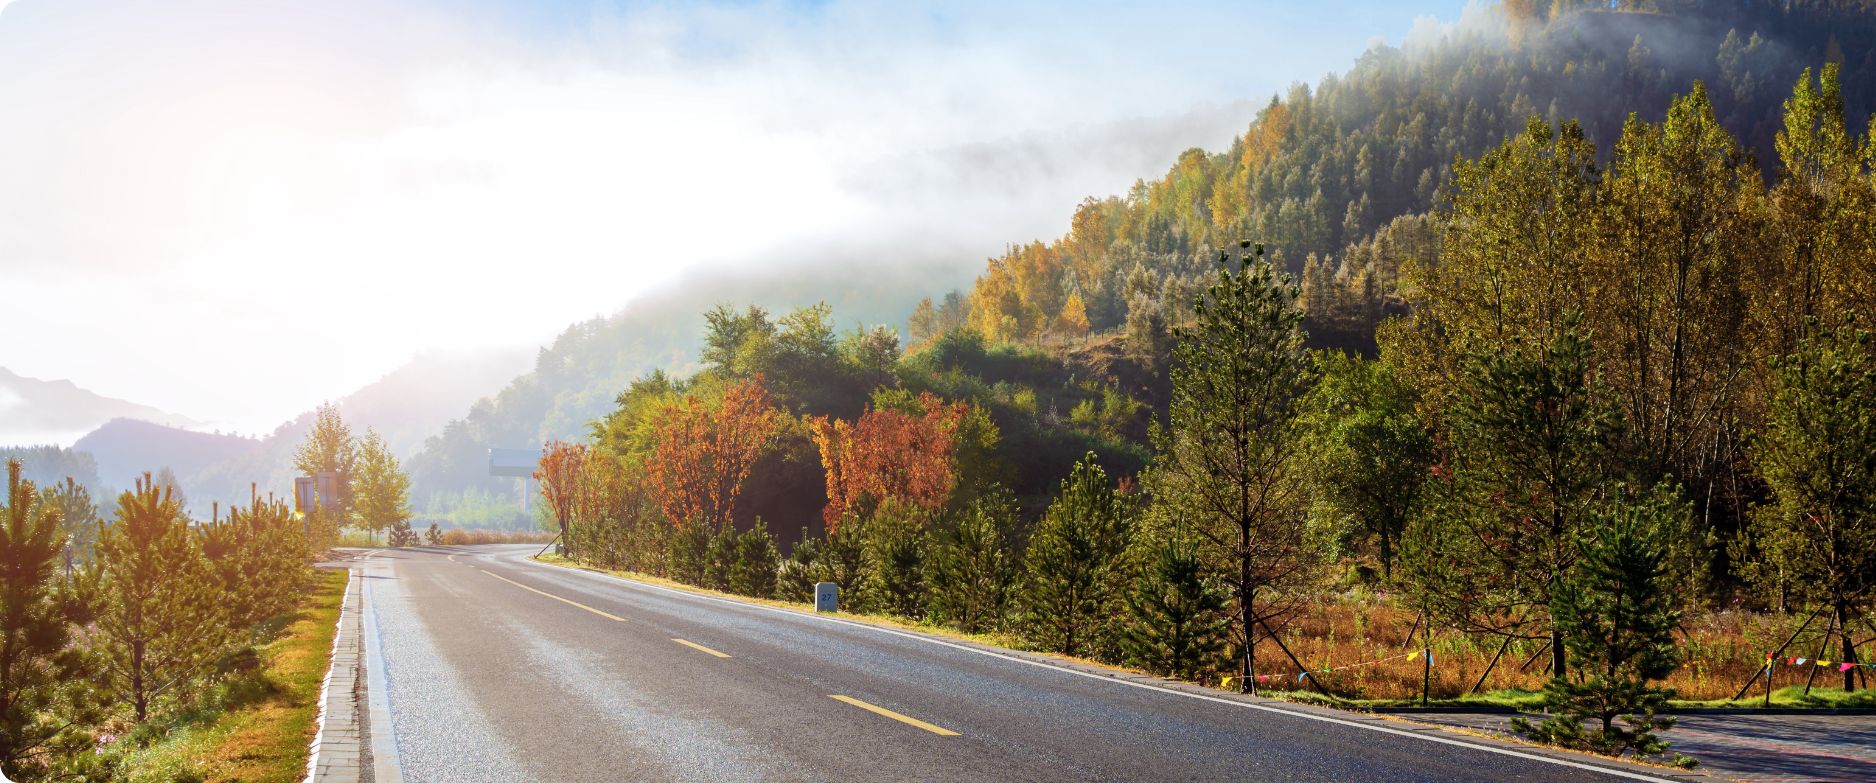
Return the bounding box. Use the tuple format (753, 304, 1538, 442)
(132, 640, 147, 722)
(1842, 602, 1858, 693)
(1380, 527, 1393, 584)
(1551, 628, 1566, 679)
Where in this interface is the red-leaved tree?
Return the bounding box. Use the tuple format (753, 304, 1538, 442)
(536, 441, 590, 553)
(808, 392, 968, 531)
(645, 376, 779, 532)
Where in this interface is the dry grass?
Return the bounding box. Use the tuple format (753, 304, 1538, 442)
(437, 528, 555, 545)
(1254, 592, 1866, 705)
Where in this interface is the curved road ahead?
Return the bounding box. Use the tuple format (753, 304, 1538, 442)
(356, 545, 1696, 783)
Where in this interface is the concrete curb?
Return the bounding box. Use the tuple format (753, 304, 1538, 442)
(306, 569, 363, 782)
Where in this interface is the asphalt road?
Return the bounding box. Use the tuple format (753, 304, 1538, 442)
(358, 545, 1693, 783)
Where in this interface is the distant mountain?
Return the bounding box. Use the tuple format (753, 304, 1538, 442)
(73, 418, 260, 500)
(0, 366, 202, 447)
(172, 346, 534, 513)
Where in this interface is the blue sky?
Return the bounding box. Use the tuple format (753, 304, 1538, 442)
(0, 0, 1481, 438)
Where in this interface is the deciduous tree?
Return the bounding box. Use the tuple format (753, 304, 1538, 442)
(644, 377, 780, 533)
(1747, 318, 1876, 691)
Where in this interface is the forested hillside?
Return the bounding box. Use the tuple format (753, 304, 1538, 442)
(933, 1, 1876, 351)
(402, 260, 968, 525)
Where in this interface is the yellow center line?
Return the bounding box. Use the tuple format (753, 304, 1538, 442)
(479, 569, 626, 622)
(671, 638, 733, 658)
(828, 695, 960, 736)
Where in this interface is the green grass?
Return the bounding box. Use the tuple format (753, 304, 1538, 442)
(112, 569, 348, 783)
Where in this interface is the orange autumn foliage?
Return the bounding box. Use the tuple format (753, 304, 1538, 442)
(535, 440, 590, 542)
(808, 392, 969, 532)
(644, 376, 779, 532)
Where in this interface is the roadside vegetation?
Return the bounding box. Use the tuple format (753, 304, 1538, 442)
(108, 569, 346, 783)
(0, 408, 407, 780)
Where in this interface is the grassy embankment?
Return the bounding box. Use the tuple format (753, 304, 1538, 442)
(533, 555, 1874, 710)
(111, 568, 348, 783)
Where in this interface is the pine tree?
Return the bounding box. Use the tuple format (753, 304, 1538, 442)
(1122, 531, 1229, 681)
(1021, 454, 1131, 657)
(704, 526, 736, 591)
(1151, 245, 1325, 692)
(95, 474, 230, 722)
(930, 489, 1015, 634)
(1515, 493, 1689, 766)
(45, 477, 99, 566)
(353, 429, 413, 543)
(200, 495, 309, 632)
(0, 462, 103, 778)
(863, 501, 930, 620)
(729, 520, 780, 598)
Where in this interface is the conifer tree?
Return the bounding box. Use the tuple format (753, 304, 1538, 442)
(1151, 245, 1324, 692)
(1515, 493, 1687, 765)
(863, 501, 931, 619)
(1122, 531, 1229, 681)
(0, 462, 103, 778)
(45, 477, 99, 566)
(930, 488, 1016, 634)
(95, 474, 229, 722)
(729, 520, 780, 598)
(1021, 454, 1131, 657)
(200, 495, 308, 632)
(705, 526, 737, 591)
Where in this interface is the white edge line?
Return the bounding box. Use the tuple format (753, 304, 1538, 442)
(517, 555, 1687, 783)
